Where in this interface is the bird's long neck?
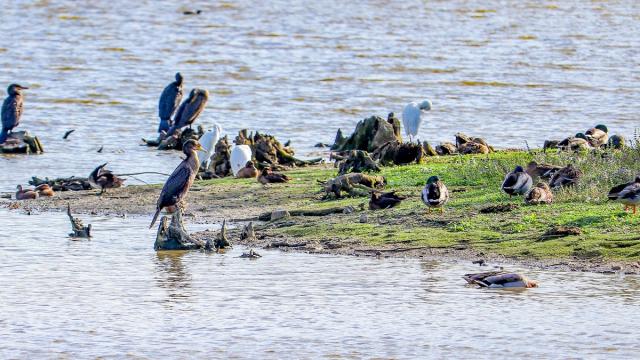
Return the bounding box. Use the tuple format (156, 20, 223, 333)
(186, 150, 200, 172)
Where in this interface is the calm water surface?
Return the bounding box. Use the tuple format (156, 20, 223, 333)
(0, 209, 639, 358)
(1, 1, 640, 190)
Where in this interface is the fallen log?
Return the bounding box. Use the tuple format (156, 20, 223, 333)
(259, 206, 355, 221)
(319, 173, 385, 198)
(333, 150, 381, 175)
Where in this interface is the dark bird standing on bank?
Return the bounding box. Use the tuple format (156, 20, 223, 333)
(167, 88, 209, 136)
(369, 191, 405, 210)
(89, 163, 126, 195)
(150, 139, 204, 228)
(258, 168, 291, 184)
(608, 176, 640, 214)
(158, 73, 184, 133)
(421, 175, 449, 213)
(1, 84, 28, 144)
(501, 166, 533, 197)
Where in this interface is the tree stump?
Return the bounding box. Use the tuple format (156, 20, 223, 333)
(331, 115, 401, 152)
(154, 207, 205, 250)
(240, 222, 257, 241)
(0, 130, 44, 154)
(372, 141, 423, 165)
(67, 204, 91, 238)
(205, 219, 231, 251)
(333, 150, 381, 175)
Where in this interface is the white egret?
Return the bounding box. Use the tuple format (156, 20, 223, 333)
(230, 145, 253, 176)
(402, 100, 432, 142)
(197, 123, 222, 169)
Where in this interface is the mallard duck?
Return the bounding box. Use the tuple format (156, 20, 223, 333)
(525, 182, 553, 205)
(421, 176, 449, 213)
(369, 191, 405, 210)
(236, 161, 259, 179)
(15, 185, 38, 200)
(150, 139, 204, 228)
(549, 164, 582, 189)
(435, 142, 457, 155)
(458, 141, 489, 154)
(258, 168, 291, 184)
(463, 271, 538, 288)
(607, 134, 625, 149)
(89, 163, 125, 195)
(501, 166, 533, 197)
(526, 161, 562, 180)
(585, 124, 608, 148)
(558, 133, 592, 151)
(608, 176, 640, 214)
(35, 184, 55, 197)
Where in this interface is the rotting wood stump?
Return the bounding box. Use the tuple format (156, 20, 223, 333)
(67, 204, 91, 238)
(154, 207, 205, 251)
(0, 130, 44, 154)
(332, 150, 380, 175)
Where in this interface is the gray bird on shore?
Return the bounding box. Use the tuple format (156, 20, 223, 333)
(158, 73, 184, 133)
(150, 139, 204, 228)
(501, 166, 533, 197)
(167, 89, 209, 136)
(1, 84, 28, 144)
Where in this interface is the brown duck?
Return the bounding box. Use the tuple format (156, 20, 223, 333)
(549, 164, 582, 189)
(525, 182, 553, 205)
(526, 161, 562, 180)
(236, 161, 259, 179)
(258, 168, 291, 184)
(35, 184, 55, 197)
(15, 185, 38, 200)
(369, 191, 405, 210)
(89, 163, 125, 195)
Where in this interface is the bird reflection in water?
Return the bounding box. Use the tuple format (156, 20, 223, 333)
(154, 250, 193, 303)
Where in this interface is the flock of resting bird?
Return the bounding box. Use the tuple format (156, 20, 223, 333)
(3, 73, 639, 288)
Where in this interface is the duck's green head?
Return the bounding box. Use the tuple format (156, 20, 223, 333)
(514, 165, 525, 173)
(575, 132, 588, 140)
(426, 175, 440, 184)
(595, 124, 608, 133)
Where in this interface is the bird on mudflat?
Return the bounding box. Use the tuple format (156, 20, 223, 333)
(88, 163, 126, 195)
(158, 73, 184, 133)
(463, 271, 538, 288)
(150, 139, 204, 228)
(501, 166, 533, 197)
(236, 161, 259, 179)
(35, 184, 55, 197)
(230, 144, 253, 176)
(608, 176, 640, 214)
(15, 185, 38, 200)
(258, 168, 291, 185)
(197, 123, 222, 169)
(401, 100, 431, 142)
(1, 84, 28, 144)
(167, 88, 209, 136)
(421, 175, 449, 213)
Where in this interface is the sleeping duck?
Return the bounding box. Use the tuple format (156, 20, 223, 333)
(258, 168, 291, 184)
(35, 184, 55, 197)
(608, 176, 640, 214)
(558, 133, 592, 151)
(369, 191, 405, 210)
(525, 182, 553, 205)
(236, 161, 259, 179)
(15, 185, 38, 200)
(585, 124, 608, 148)
(526, 161, 562, 180)
(421, 176, 449, 213)
(549, 164, 582, 189)
(463, 271, 538, 288)
(501, 166, 533, 197)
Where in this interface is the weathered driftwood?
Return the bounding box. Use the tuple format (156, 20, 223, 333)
(333, 150, 381, 175)
(239, 249, 262, 258)
(423, 141, 438, 156)
(154, 208, 205, 250)
(454, 133, 494, 154)
(372, 141, 423, 165)
(259, 206, 354, 221)
(320, 173, 385, 198)
(0, 130, 44, 154)
(205, 219, 231, 251)
(240, 222, 257, 241)
(30, 176, 91, 192)
(331, 115, 401, 152)
(67, 204, 91, 238)
(236, 129, 321, 167)
(203, 135, 232, 177)
(142, 126, 204, 150)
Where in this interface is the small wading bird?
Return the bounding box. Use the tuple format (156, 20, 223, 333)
(167, 89, 209, 136)
(1, 84, 29, 144)
(197, 123, 222, 169)
(402, 100, 431, 143)
(15, 185, 38, 200)
(585, 124, 608, 148)
(236, 161, 259, 179)
(608, 176, 640, 214)
(524, 182, 553, 205)
(501, 165, 533, 197)
(158, 73, 183, 133)
(89, 163, 126, 195)
(463, 271, 538, 288)
(230, 145, 253, 176)
(421, 175, 449, 213)
(150, 139, 204, 228)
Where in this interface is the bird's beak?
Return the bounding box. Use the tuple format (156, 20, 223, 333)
(18, 85, 29, 90)
(195, 144, 205, 151)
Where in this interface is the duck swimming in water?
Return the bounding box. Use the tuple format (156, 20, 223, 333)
(463, 271, 538, 288)
(421, 175, 449, 213)
(150, 139, 204, 228)
(608, 176, 640, 214)
(1, 84, 28, 144)
(501, 166, 533, 197)
(525, 182, 553, 205)
(35, 184, 55, 197)
(258, 168, 291, 184)
(158, 73, 184, 133)
(236, 161, 259, 179)
(15, 185, 38, 200)
(89, 163, 125, 195)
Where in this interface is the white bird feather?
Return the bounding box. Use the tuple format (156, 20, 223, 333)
(230, 145, 253, 176)
(197, 124, 222, 169)
(402, 100, 431, 141)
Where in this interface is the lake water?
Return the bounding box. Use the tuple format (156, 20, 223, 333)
(1, 209, 639, 358)
(1, 1, 640, 191)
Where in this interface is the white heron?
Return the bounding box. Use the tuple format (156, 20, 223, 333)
(197, 123, 222, 169)
(230, 145, 253, 176)
(402, 100, 432, 142)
